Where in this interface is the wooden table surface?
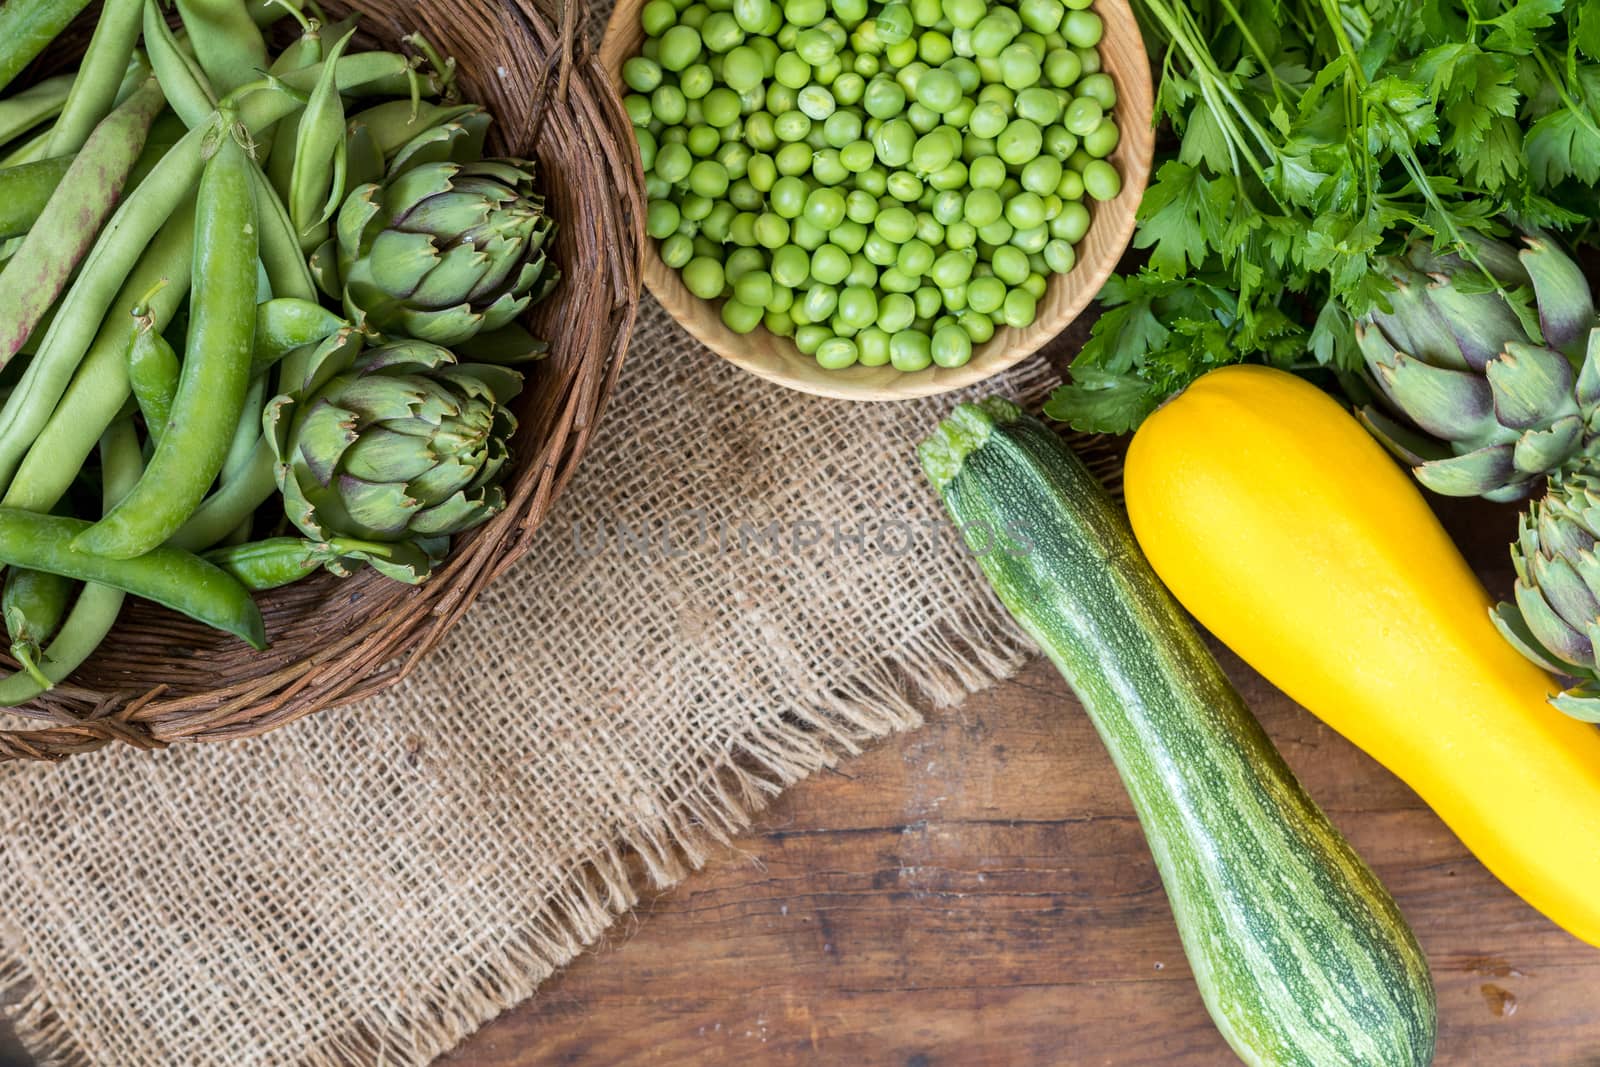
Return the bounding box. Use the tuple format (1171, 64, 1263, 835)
(2, 469, 1593, 1066)
(445, 494, 1600, 1066)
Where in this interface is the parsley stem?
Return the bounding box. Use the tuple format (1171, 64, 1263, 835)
(1212, 0, 1287, 108)
(1532, 46, 1600, 144)
(1135, 0, 1280, 191)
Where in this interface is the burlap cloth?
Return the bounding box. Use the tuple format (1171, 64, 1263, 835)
(0, 293, 1068, 1065)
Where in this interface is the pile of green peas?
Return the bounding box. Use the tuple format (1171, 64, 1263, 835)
(624, 0, 1121, 372)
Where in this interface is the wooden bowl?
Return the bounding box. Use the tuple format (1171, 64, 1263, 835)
(600, 0, 1153, 400)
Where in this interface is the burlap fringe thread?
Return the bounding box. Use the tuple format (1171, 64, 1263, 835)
(1, 591, 1033, 1066)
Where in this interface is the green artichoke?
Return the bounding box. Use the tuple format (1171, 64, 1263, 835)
(313, 118, 559, 347)
(1355, 234, 1600, 502)
(1491, 472, 1600, 721)
(265, 338, 526, 582)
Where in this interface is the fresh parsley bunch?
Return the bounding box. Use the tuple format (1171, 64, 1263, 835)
(1047, 0, 1600, 433)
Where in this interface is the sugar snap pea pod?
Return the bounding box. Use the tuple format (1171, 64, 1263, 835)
(3, 206, 195, 514)
(0, 73, 74, 147)
(3, 566, 74, 689)
(126, 295, 181, 446)
(254, 298, 343, 373)
(0, 0, 94, 95)
(289, 27, 355, 240)
(0, 509, 265, 648)
(0, 156, 72, 241)
(143, 0, 218, 129)
(174, 0, 269, 97)
(75, 118, 259, 559)
(0, 78, 166, 371)
(206, 536, 434, 590)
(0, 421, 142, 706)
(45, 0, 146, 156)
(0, 119, 206, 496)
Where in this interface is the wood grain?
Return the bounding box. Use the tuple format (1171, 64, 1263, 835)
(446, 494, 1600, 1066)
(597, 0, 1156, 400)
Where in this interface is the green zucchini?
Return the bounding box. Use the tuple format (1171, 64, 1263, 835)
(920, 399, 1436, 1067)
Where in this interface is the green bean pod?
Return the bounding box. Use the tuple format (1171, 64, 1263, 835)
(0, 78, 166, 370)
(126, 308, 181, 446)
(3, 204, 195, 515)
(175, 0, 270, 97)
(0, 508, 265, 649)
(0, 0, 93, 96)
(168, 437, 277, 552)
(0, 156, 73, 241)
(223, 374, 269, 483)
(142, 0, 218, 129)
(0, 421, 142, 705)
(3, 566, 73, 689)
(0, 72, 74, 147)
(45, 0, 146, 156)
(76, 118, 259, 559)
(253, 169, 318, 301)
(288, 28, 355, 241)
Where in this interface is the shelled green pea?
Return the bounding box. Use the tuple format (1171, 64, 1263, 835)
(628, 0, 1124, 372)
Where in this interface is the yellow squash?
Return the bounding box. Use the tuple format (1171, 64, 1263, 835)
(1125, 364, 1600, 948)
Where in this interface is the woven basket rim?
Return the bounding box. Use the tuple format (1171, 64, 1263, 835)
(0, 0, 645, 762)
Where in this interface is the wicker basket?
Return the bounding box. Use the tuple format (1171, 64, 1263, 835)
(0, 0, 644, 762)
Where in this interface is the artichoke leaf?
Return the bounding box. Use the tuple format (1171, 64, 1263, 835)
(1487, 342, 1578, 430)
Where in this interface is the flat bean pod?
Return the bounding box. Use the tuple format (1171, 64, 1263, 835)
(0, 421, 141, 706)
(45, 0, 145, 155)
(76, 118, 259, 558)
(0, 78, 166, 370)
(0, 156, 73, 241)
(0, 73, 74, 147)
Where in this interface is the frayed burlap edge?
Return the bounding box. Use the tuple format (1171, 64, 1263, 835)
(1, 348, 1066, 1065)
(0, 524, 1035, 1067)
